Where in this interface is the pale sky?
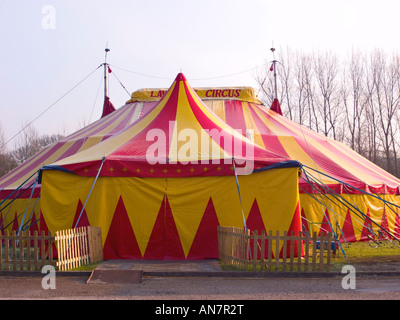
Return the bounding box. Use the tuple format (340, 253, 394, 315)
(1, 0, 399, 147)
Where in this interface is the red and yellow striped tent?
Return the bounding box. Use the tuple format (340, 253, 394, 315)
(3, 69, 399, 260)
(123, 83, 400, 243)
(38, 73, 302, 259)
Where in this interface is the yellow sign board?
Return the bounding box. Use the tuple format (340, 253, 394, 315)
(127, 87, 262, 104)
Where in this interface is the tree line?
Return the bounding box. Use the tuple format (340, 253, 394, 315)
(0, 124, 64, 178)
(256, 48, 400, 178)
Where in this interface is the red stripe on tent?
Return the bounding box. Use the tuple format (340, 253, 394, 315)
(38, 210, 57, 259)
(340, 209, 357, 242)
(258, 109, 360, 183)
(67, 103, 129, 140)
(246, 199, 265, 232)
(111, 82, 180, 160)
(56, 139, 85, 161)
(183, 81, 279, 162)
(40, 211, 49, 235)
(12, 212, 19, 232)
(280, 202, 303, 258)
(360, 209, 375, 241)
(301, 208, 310, 235)
(28, 211, 39, 245)
(223, 100, 248, 133)
(72, 199, 90, 228)
(103, 196, 142, 259)
(248, 104, 290, 158)
(318, 209, 333, 236)
(293, 136, 362, 186)
(379, 208, 391, 240)
(0, 187, 41, 200)
(319, 140, 400, 191)
(394, 210, 400, 240)
(143, 196, 185, 260)
(100, 102, 157, 141)
(246, 198, 272, 259)
(187, 197, 220, 259)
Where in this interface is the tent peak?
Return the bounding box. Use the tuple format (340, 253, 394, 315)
(175, 72, 187, 82)
(270, 98, 282, 115)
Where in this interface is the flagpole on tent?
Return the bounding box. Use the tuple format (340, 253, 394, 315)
(270, 47, 279, 100)
(103, 44, 110, 99)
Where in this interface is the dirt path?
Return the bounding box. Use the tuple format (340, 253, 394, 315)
(1, 274, 400, 300)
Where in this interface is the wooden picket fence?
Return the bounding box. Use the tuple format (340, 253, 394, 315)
(218, 226, 335, 272)
(0, 226, 103, 272)
(0, 230, 56, 271)
(55, 226, 103, 271)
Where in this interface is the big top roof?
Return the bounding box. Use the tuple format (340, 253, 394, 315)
(42, 73, 297, 178)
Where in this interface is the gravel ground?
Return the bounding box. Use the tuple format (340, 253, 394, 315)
(1, 273, 399, 318)
(1, 274, 400, 300)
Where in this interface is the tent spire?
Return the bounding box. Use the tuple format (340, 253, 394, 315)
(270, 47, 278, 101)
(269, 47, 283, 115)
(104, 45, 110, 99)
(100, 45, 116, 118)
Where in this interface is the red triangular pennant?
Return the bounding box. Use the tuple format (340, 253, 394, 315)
(281, 202, 304, 258)
(360, 209, 375, 241)
(246, 199, 265, 232)
(143, 198, 165, 259)
(339, 209, 357, 242)
(72, 199, 91, 228)
(164, 196, 186, 260)
(187, 197, 220, 259)
(0, 213, 3, 243)
(246, 199, 272, 259)
(301, 208, 310, 235)
(38, 211, 58, 259)
(393, 209, 400, 240)
(103, 196, 141, 259)
(28, 212, 39, 246)
(379, 208, 391, 240)
(318, 209, 333, 236)
(144, 196, 185, 260)
(12, 212, 19, 232)
(28, 211, 39, 234)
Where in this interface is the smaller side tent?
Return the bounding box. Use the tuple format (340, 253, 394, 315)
(40, 73, 302, 260)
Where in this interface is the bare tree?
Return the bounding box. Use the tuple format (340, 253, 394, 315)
(12, 124, 41, 165)
(313, 50, 342, 140)
(253, 47, 400, 178)
(341, 50, 368, 155)
(370, 50, 400, 174)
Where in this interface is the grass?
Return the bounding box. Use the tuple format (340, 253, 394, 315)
(219, 240, 400, 272)
(330, 240, 400, 272)
(68, 262, 101, 271)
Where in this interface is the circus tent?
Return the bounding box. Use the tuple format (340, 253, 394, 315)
(2, 67, 400, 260)
(38, 73, 302, 259)
(122, 84, 400, 244)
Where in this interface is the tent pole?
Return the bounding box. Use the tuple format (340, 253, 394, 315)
(270, 47, 278, 100)
(74, 157, 106, 228)
(104, 46, 110, 98)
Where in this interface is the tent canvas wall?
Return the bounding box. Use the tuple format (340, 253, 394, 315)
(39, 73, 302, 260)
